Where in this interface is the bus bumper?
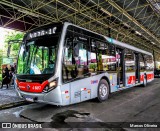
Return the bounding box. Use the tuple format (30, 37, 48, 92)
(15, 86, 63, 105)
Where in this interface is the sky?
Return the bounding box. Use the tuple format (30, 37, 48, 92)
(0, 27, 14, 50)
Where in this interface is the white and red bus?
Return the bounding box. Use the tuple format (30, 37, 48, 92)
(14, 22, 154, 105)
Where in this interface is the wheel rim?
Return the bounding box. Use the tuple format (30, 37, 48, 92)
(99, 84, 108, 97)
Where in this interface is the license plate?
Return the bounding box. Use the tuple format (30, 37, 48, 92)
(25, 97, 34, 102)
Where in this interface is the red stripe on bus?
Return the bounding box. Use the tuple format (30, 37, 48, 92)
(18, 80, 49, 93)
(147, 74, 154, 80)
(140, 75, 144, 82)
(128, 76, 135, 84)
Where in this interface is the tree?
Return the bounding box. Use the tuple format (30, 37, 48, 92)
(0, 49, 2, 73)
(4, 31, 24, 57)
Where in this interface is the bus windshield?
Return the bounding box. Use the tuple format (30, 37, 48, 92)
(17, 36, 59, 75)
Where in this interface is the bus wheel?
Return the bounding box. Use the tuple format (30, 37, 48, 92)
(97, 79, 109, 102)
(143, 75, 147, 87)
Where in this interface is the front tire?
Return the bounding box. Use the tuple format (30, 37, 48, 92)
(97, 79, 109, 102)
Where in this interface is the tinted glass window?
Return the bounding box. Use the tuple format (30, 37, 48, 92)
(144, 55, 154, 71)
(139, 54, 145, 71)
(89, 39, 116, 72)
(125, 49, 135, 71)
(62, 31, 90, 82)
(62, 27, 116, 83)
(17, 36, 59, 75)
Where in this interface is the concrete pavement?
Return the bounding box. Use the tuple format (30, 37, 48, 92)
(0, 78, 159, 130)
(0, 85, 26, 110)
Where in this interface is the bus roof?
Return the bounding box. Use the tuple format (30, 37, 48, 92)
(105, 37, 152, 56)
(64, 22, 152, 56)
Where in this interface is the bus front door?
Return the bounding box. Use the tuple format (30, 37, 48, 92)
(116, 48, 125, 88)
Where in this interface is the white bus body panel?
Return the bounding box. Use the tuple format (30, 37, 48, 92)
(15, 22, 154, 106)
(16, 86, 63, 105)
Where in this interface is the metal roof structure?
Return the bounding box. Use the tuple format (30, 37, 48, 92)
(0, 0, 160, 59)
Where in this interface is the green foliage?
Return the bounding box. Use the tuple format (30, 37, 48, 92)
(0, 49, 3, 73)
(4, 31, 24, 57)
(89, 63, 97, 69)
(5, 31, 24, 43)
(0, 74, 2, 82)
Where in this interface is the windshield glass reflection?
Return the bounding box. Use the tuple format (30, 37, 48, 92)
(17, 36, 59, 75)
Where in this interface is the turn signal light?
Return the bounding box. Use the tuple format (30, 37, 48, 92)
(15, 79, 19, 85)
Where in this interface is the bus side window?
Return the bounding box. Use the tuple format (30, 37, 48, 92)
(89, 39, 116, 73)
(125, 49, 135, 72)
(62, 32, 74, 82)
(139, 54, 145, 71)
(88, 39, 98, 73)
(144, 55, 154, 71)
(73, 36, 89, 78)
(108, 44, 116, 71)
(62, 31, 90, 83)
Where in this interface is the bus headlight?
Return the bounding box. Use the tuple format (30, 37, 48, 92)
(43, 80, 57, 93)
(49, 81, 57, 87)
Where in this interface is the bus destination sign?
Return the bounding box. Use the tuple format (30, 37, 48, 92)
(28, 27, 57, 39)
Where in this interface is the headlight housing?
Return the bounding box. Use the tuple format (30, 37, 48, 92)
(43, 78, 58, 93)
(15, 78, 20, 90)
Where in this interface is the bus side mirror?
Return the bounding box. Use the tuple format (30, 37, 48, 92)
(7, 40, 22, 57)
